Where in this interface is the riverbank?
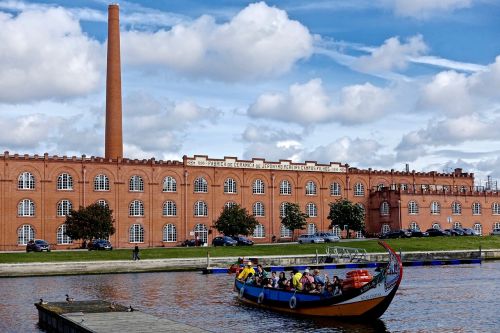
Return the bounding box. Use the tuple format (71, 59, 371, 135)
(1, 248, 499, 277)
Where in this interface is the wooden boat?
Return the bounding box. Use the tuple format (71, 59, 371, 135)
(234, 241, 403, 319)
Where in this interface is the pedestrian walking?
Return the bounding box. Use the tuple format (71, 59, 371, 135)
(132, 245, 140, 261)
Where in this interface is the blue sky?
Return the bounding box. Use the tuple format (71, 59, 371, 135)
(1, 0, 500, 185)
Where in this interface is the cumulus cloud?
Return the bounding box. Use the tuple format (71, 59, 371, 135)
(121, 2, 313, 81)
(304, 137, 396, 168)
(248, 79, 393, 126)
(123, 92, 222, 155)
(354, 35, 428, 73)
(392, 0, 472, 19)
(241, 124, 303, 161)
(420, 56, 500, 115)
(0, 7, 104, 103)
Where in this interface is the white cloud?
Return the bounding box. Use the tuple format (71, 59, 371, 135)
(248, 79, 393, 126)
(420, 56, 500, 115)
(354, 35, 428, 73)
(0, 7, 104, 103)
(121, 2, 313, 80)
(392, 0, 472, 19)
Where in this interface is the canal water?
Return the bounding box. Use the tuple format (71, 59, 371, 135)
(0, 262, 499, 332)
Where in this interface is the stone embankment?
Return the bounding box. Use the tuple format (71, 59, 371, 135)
(1, 249, 499, 277)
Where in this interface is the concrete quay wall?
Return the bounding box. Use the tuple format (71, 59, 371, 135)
(1, 249, 498, 277)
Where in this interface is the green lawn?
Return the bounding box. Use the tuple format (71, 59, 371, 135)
(1, 236, 499, 263)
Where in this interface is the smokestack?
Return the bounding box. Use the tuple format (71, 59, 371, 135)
(105, 4, 123, 159)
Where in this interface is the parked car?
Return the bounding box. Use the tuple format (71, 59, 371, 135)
(425, 228, 450, 237)
(490, 228, 500, 235)
(409, 230, 429, 237)
(181, 239, 197, 247)
(445, 228, 464, 236)
(461, 228, 478, 236)
(314, 232, 340, 242)
(379, 230, 412, 239)
(232, 235, 254, 246)
(212, 236, 237, 246)
(297, 234, 325, 244)
(26, 239, 50, 252)
(88, 239, 113, 250)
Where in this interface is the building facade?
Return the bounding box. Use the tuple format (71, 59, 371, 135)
(2, 152, 499, 251)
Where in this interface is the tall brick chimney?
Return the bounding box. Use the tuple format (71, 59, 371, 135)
(105, 4, 123, 159)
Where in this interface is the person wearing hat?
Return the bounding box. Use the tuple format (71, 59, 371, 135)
(237, 261, 255, 281)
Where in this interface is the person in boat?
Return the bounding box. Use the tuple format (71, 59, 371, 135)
(268, 271, 279, 288)
(331, 275, 342, 295)
(312, 269, 326, 287)
(299, 268, 314, 291)
(277, 272, 289, 289)
(237, 261, 255, 281)
(254, 264, 269, 286)
(291, 269, 303, 291)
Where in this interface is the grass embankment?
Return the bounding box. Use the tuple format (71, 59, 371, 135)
(1, 236, 499, 264)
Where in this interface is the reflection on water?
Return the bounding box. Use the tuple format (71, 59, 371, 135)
(0, 262, 499, 332)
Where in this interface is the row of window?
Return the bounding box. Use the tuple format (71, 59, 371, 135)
(380, 221, 499, 236)
(399, 201, 500, 216)
(17, 172, 361, 196)
(16, 199, 328, 218)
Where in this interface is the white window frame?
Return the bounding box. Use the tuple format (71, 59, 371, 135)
(305, 181, 317, 195)
(194, 177, 208, 193)
(380, 202, 390, 216)
(307, 223, 316, 235)
(252, 179, 265, 194)
(472, 202, 481, 215)
(306, 202, 317, 217)
(224, 178, 237, 194)
(280, 180, 292, 195)
(330, 182, 341, 196)
(129, 200, 144, 217)
(408, 201, 419, 215)
(194, 224, 208, 243)
(129, 224, 144, 243)
(163, 201, 177, 216)
(253, 224, 265, 238)
(57, 199, 72, 217)
(18, 172, 35, 190)
(253, 202, 265, 217)
(452, 201, 462, 215)
(163, 224, 177, 242)
(280, 224, 292, 238)
(492, 202, 500, 215)
(279, 202, 289, 218)
(473, 223, 482, 236)
(354, 183, 365, 196)
(18, 199, 35, 217)
(409, 221, 419, 231)
(194, 201, 208, 217)
(430, 201, 441, 215)
(18, 224, 35, 245)
(129, 175, 144, 192)
(57, 173, 73, 190)
(57, 224, 72, 244)
(162, 176, 177, 192)
(94, 174, 110, 191)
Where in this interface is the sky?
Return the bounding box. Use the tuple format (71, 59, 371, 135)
(0, 0, 500, 186)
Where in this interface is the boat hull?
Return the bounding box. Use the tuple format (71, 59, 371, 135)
(234, 241, 402, 319)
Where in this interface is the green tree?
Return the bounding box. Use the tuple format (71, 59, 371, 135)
(214, 204, 258, 237)
(281, 202, 308, 240)
(327, 199, 365, 238)
(65, 203, 115, 242)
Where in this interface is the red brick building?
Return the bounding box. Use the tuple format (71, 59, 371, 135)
(1, 5, 499, 250)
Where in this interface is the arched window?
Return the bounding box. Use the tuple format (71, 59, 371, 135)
(253, 224, 265, 238)
(354, 183, 365, 196)
(194, 201, 208, 216)
(400, 183, 408, 191)
(279, 202, 289, 218)
(492, 202, 500, 215)
(224, 201, 236, 209)
(408, 201, 419, 214)
(473, 223, 482, 236)
(280, 224, 292, 238)
(472, 202, 481, 215)
(306, 203, 317, 217)
(129, 175, 144, 192)
(57, 199, 72, 217)
(18, 172, 35, 189)
(330, 182, 341, 196)
(57, 224, 72, 244)
(305, 181, 317, 195)
(253, 202, 264, 217)
(57, 173, 73, 190)
(252, 179, 265, 194)
(280, 180, 292, 195)
(432, 223, 441, 229)
(162, 176, 177, 192)
(430, 201, 441, 215)
(380, 202, 390, 216)
(162, 201, 177, 216)
(194, 177, 208, 193)
(163, 224, 177, 242)
(194, 224, 208, 243)
(96, 199, 108, 207)
(409, 221, 420, 231)
(494, 222, 500, 230)
(18, 225, 34, 245)
(129, 200, 144, 217)
(18, 199, 35, 216)
(453, 221, 462, 229)
(129, 224, 144, 243)
(94, 174, 110, 191)
(224, 178, 237, 194)
(452, 201, 462, 215)
(332, 225, 341, 237)
(381, 224, 390, 234)
(307, 223, 316, 235)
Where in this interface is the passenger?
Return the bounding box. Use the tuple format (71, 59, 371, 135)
(237, 261, 255, 281)
(278, 272, 289, 289)
(300, 268, 314, 291)
(312, 269, 326, 287)
(245, 272, 255, 285)
(270, 271, 279, 288)
(291, 269, 303, 291)
(332, 275, 342, 295)
(254, 264, 270, 286)
(309, 282, 321, 294)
